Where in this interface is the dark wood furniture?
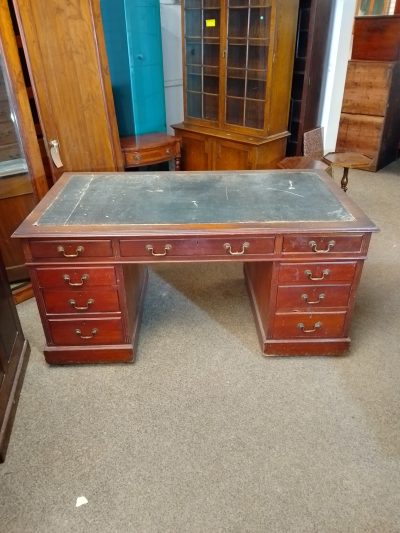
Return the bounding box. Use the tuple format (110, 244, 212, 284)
(352, 15, 400, 61)
(286, 0, 334, 156)
(336, 16, 400, 171)
(0, 0, 48, 291)
(172, 0, 299, 170)
(336, 59, 400, 171)
(278, 157, 328, 171)
(0, 250, 30, 462)
(14, 170, 377, 364)
(12, 0, 124, 182)
(121, 134, 181, 170)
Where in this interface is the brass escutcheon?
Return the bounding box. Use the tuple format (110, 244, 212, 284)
(68, 298, 94, 311)
(304, 269, 330, 281)
(301, 293, 325, 305)
(223, 242, 250, 255)
(75, 328, 98, 339)
(63, 273, 89, 286)
(57, 245, 84, 258)
(297, 321, 321, 333)
(308, 240, 335, 253)
(145, 244, 172, 257)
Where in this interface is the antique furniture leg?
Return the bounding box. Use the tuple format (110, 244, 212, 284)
(341, 167, 349, 192)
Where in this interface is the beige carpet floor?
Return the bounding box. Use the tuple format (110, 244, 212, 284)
(1, 161, 399, 532)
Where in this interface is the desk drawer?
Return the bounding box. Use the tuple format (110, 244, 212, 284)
(197, 237, 275, 257)
(124, 145, 177, 167)
(48, 317, 124, 345)
(273, 312, 347, 339)
(30, 240, 113, 260)
(35, 266, 117, 288)
(276, 285, 351, 310)
(42, 288, 120, 314)
(278, 262, 357, 283)
(120, 238, 198, 258)
(282, 235, 363, 255)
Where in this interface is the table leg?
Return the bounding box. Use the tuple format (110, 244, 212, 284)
(341, 167, 349, 192)
(175, 156, 181, 171)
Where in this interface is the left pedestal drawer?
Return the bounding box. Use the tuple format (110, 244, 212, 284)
(48, 317, 124, 345)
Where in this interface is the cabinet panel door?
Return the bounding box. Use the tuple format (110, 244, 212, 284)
(214, 139, 251, 170)
(179, 131, 210, 170)
(14, 0, 123, 181)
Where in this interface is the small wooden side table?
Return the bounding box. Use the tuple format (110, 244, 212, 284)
(323, 152, 372, 192)
(120, 133, 181, 170)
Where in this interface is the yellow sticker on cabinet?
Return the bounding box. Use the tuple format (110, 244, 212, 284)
(205, 19, 216, 27)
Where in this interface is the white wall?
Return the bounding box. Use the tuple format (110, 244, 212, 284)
(160, 0, 184, 134)
(321, 0, 357, 152)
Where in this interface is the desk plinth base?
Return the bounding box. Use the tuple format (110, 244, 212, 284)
(261, 339, 350, 357)
(44, 345, 135, 365)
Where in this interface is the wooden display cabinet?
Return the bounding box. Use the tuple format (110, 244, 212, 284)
(173, 0, 299, 170)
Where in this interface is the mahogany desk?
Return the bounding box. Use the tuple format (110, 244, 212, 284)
(13, 171, 378, 364)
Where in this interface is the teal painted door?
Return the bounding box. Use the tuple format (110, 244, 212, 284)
(101, 0, 166, 136)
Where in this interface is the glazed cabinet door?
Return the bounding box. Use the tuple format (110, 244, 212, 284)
(13, 0, 123, 181)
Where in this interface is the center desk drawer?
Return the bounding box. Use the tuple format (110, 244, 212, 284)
(119, 237, 275, 259)
(278, 262, 357, 283)
(30, 240, 113, 260)
(35, 267, 117, 288)
(42, 288, 120, 314)
(282, 235, 363, 255)
(48, 317, 124, 345)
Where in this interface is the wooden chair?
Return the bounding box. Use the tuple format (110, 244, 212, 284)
(278, 127, 331, 172)
(278, 127, 372, 191)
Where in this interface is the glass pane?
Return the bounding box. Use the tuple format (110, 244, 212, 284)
(204, 43, 219, 66)
(204, 9, 220, 39)
(227, 74, 245, 97)
(249, 8, 270, 39)
(187, 65, 202, 92)
(228, 9, 249, 38)
(246, 78, 265, 100)
(245, 100, 264, 128)
(227, 44, 246, 68)
(185, 0, 202, 7)
(185, 10, 202, 37)
(186, 41, 202, 65)
(248, 44, 267, 70)
(204, 72, 219, 94)
(204, 0, 220, 7)
(203, 94, 218, 120)
(226, 97, 244, 125)
(187, 91, 202, 118)
(229, 0, 249, 6)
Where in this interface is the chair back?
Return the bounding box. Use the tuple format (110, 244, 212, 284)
(303, 127, 324, 158)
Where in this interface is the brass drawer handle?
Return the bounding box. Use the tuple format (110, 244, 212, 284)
(145, 244, 172, 257)
(297, 321, 321, 333)
(63, 273, 89, 286)
(75, 328, 98, 339)
(301, 293, 325, 305)
(223, 242, 250, 255)
(68, 298, 94, 311)
(308, 240, 335, 253)
(133, 152, 141, 161)
(57, 245, 84, 258)
(304, 269, 330, 281)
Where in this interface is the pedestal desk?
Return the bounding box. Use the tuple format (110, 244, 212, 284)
(13, 171, 378, 364)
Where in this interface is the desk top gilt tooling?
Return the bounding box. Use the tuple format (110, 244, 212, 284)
(13, 170, 378, 363)
(14, 170, 377, 237)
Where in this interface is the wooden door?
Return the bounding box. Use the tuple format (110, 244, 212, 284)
(13, 0, 124, 181)
(213, 139, 251, 170)
(0, 251, 30, 462)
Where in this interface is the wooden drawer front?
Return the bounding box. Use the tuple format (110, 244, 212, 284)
(278, 262, 357, 283)
(276, 285, 351, 310)
(42, 288, 120, 314)
(48, 317, 124, 345)
(197, 237, 275, 257)
(30, 240, 113, 260)
(342, 61, 391, 116)
(124, 146, 177, 166)
(282, 235, 363, 255)
(273, 312, 347, 339)
(36, 267, 117, 288)
(120, 238, 198, 258)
